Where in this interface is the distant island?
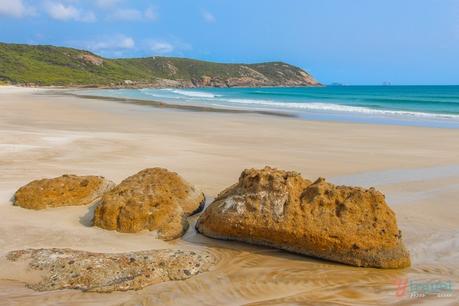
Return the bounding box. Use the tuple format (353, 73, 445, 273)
(0, 43, 320, 88)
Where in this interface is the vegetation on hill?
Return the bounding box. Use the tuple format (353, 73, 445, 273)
(0, 43, 319, 87)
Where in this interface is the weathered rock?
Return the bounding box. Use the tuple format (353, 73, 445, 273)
(6, 248, 215, 292)
(14, 175, 115, 210)
(94, 168, 205, 240)
(196, 167, 410, 269)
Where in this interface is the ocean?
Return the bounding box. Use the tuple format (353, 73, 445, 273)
(78, 86, 459, 128)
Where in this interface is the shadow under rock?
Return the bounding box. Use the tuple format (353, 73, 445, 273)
(9, 194, 15, 205)
(79, 201, 100, 227)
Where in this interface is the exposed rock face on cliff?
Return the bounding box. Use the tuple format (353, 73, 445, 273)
(14, 175, 115, 210)
(94, 168, 205, 240)
(185, 63, 319, 88)
(6, 248, 215, 292)
(196, 167, 410, 268)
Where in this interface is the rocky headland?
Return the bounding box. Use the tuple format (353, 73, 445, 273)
(0, 43, 320, 88)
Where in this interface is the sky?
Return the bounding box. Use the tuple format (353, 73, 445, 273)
(1, 0, 459, 85)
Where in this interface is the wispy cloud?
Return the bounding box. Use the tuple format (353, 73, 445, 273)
(201, 9, 216, 23)
(65, 35, 191, 58)
(90, 34, 135, 50)
(145, 38, 191, 55)
(144, 6, 157, 20)
(109, 8, 141, 21)
(45, 1, 96, 22)
(0, 0, 35, 18)
(95, 0, 121, 9)
(66, 34, 135, 58)
(148, 40, 174, 54)
(1, 0, 157, 23)
(109, 6, 157, 21)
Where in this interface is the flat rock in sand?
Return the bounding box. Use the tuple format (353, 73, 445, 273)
(94, 168, 205, 240)
(6, 248, 215, 292)
(14, 175, 115, 210)
(196, 166, 411, 268)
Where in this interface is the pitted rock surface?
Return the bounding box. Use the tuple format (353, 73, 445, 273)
(196, 167, 410, 268)
(14, 175, 115, 210)
(94, 168, 205, 240)
(6, 248, 215, 292)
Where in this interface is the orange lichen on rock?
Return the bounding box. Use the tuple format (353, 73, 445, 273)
(94, 168, 205, 240)
(196, 166, 410, 268)
(14, 175, 115, 210)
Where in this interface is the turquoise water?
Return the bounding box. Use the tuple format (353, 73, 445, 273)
(79, 86, 459, 128)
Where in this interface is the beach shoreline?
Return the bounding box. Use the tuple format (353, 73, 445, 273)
(66, 86, 459, 129)
(0, 86, 458, 305)
(63, 91, 298, 118)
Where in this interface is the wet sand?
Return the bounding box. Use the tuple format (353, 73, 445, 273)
(0, 86, 458, 305)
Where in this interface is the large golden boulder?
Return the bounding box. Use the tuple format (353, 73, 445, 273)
(196, 167, 410, 268)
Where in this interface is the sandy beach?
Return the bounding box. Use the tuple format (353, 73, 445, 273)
(0, 86, 458, 305)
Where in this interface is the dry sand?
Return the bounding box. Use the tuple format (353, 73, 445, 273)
(0, 86, 458, 305)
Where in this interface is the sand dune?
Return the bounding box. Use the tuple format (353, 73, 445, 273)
(0, 87, 458, 305)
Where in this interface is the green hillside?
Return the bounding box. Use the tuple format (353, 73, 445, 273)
(0, 43, 319, 87)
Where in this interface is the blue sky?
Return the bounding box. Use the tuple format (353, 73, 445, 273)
(1, 0, 459, 85)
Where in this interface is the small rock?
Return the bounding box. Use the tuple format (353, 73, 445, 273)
(14, 175, 115, 210)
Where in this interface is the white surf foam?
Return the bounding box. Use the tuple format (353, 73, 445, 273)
(88, 89, 459, 121)
(171, 89, 219, 98)
(224, 99, 459, 120)
(140, 88, 219, 99)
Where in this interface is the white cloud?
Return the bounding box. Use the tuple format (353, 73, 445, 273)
(89, 34, 135, 51)
(144, 6, 156, 20)
(45, 1, 96, 22)
(0, 0, 35, 18)
(80, 11, 96, 22)
(148, 41, 174, 54)
(142, 37, 191, 55)
(202, 10, 216, 23)
(109, 6, 157, 21)
(117, 36, 135, 49)
(65, 34, 135, 58)
(110, 8, 141, 21)
(95, 0, 121, 9)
